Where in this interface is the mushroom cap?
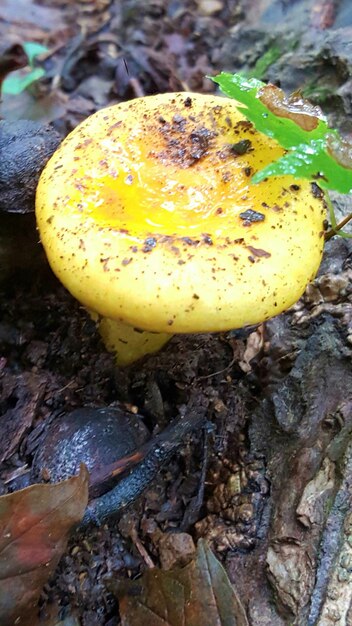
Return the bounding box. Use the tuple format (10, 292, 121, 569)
(36, 92, 326, 334)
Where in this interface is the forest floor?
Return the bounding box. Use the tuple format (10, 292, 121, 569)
(1, 1, 352, 625)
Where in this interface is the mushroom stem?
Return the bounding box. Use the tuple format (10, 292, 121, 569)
(90, 313, 171, 366)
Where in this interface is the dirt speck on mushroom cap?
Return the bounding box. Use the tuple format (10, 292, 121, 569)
(36, 92, 326, 334)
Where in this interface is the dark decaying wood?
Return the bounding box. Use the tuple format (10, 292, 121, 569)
(224, 308, 352, 625)
(0, 120, 60, 214)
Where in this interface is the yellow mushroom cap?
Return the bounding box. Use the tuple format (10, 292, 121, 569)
(36, 92, 326, 334)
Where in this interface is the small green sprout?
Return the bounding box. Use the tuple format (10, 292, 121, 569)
(212, 72, 352, 238)
(2, 42, 48, 96)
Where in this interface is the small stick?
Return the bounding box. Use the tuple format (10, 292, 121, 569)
(325, 212, 352, 241)
(130, 526, 155, 569)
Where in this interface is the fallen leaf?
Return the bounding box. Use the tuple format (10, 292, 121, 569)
(40, 602, 81, 626)
(238, 324, 265, 373)
(0, 464, 89, 626)
(258, 83, 321, 131)
(0, 0, 68, 42)
(111, 539, 249, 626)
(1, 90, 68, 124)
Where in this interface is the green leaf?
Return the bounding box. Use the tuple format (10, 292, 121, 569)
(211, 72, 352, 195)
(212, 72, 328, 147)
(22, 42, 48, 67)
(2, 67, 45, 95)
(252, 140, 352, 194)
(1, 41, 48, 95)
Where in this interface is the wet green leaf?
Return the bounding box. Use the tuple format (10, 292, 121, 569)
(211, 72, 352, 194)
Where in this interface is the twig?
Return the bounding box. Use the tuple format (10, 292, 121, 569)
(325, 212, 352, 241)
(130, 526, 155, 569)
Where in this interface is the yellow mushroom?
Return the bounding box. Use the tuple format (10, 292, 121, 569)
(35, 92, 326, 365)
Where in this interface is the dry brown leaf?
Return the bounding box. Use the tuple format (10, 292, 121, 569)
(111, 539, 249, 626)
(0, 0, 68, 43)
(238, 324, 264, 373)
(0, 464, 89, 626)
(258, 84, 322, 131)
